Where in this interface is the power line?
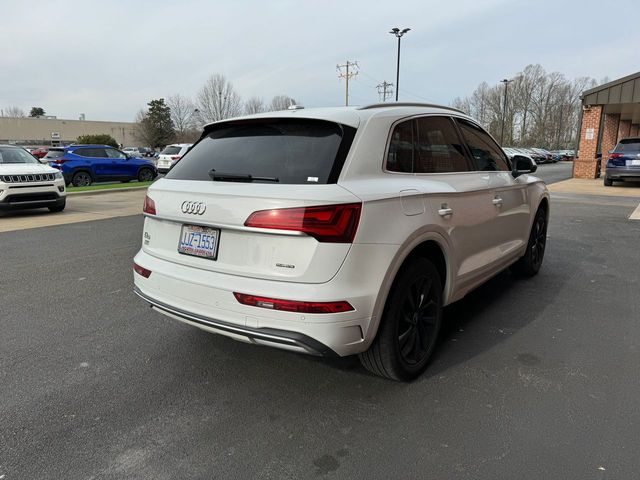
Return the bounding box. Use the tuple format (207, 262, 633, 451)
(336, 61, 359, 106)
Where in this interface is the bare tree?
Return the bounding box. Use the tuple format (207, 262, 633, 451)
(195, 74, 243, 123)
(244, 96, 266, 115)
(455, 64, 598, 149)
(269, 95, 297, 111)
(167, 94, 197, 141)
(2, 106, 25, 117)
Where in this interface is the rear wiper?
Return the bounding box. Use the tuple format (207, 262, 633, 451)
(208, 169, 279, 183)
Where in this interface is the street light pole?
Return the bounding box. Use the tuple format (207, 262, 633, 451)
(390, 27, 410, 102)
(500, 78, 512, 145)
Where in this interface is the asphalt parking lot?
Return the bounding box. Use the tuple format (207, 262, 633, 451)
(2, 162, 640, 479)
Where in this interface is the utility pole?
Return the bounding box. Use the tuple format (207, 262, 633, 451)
(500, 78, 512, 145)
(337, 61, 359, 106)
(376, 81, 394, 102)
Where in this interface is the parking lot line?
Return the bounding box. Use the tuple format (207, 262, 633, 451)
(630, 202, 640, 220)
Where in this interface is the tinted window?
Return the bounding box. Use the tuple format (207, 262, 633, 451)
(615, 139, 640, 152)
(44, 149, 64, 159)
(166, 119, 355, 184)
(105, 149, 127, 159)
(386, 120, 414, 173)
(415, 117, 472, 173)
(161, 146, 182, 155)
(456, 119, 510, 172)
(76, 148, 108, 158)
(0, 147, 39, 164)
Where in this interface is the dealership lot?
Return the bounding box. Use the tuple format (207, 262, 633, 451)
(2, 163, 640, 479)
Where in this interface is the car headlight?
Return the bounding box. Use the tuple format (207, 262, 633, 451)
(54, 171, 63, 179)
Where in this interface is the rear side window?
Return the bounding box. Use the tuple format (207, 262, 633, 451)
(75, 148, 107, 158)
(615, 139, 640, 152)
(456, 119, 510, 172)
(415, 117, 472, 173)
(386, 116, 473, 173)
(166, 119, 356, 184)
(161, 146, 182, 155)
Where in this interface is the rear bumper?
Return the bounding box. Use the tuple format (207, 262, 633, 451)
(134, 286, 337, 356)
(606, 166, 640, 180)
(133, 242, 397, 357)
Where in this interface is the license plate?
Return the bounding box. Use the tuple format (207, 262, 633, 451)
(178, 224, 220, 260)
(627, 159, 640, 166)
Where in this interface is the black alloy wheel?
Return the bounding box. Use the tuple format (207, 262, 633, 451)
(511, 207, 547, 277)
(397, 274, 440, 367)
(138, 168, 154, 182)
(359, 257, 443, 381)
(71, 171, 92, 187)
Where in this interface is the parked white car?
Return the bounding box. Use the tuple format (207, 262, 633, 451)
(133, 103, 549, 381)
(123, 147, 143, 157)
(0, 145, 67, 212)
(156, 143, 192, 173)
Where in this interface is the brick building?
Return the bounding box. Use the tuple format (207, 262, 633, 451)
(574, 71, 640, 178)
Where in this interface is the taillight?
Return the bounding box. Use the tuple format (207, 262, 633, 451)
(233, 292, 353, 314)
(608, 153, 625, 166)
(133, 262, 152, 278)
(143, 195, 156, 215)
(54, 159, 68, 165)
(171, 156, 181, 160)
(244, 203, 361, 243)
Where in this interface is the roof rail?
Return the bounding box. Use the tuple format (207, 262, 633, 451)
(357, 102, 466, 114)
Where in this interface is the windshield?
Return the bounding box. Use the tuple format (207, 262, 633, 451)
(616, 139, 640, 152)
(161, 146, 182, 155)
(166, 119, 355, 184)
(44, 149, 65, 159)
(0, 147, 40, 164)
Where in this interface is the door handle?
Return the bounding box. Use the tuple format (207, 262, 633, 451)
(492, 196, 503, 206)
(438, 206, 453, 217)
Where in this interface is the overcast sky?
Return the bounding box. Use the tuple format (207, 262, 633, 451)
(2, 0, 638, 122)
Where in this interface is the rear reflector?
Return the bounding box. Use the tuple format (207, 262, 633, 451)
(233, 292, 354, 314)
(143, 195, 156, 215)
(133, 262, 152, 278)
(244, 203, 361, 243)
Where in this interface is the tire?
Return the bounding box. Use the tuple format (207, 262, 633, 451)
(137, 167, 154, 182)
(603, 177, 613, 186)
(359, 257, 443, 381)
(511, 207, 548, 277)
(71, 171, 92, 187)
(48, 200, 66, 213)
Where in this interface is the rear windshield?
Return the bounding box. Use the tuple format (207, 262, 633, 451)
(615, 139, 640, 152)
(161, 146, 182, 155)
(165, 119, 356, 184)
(44, 149, 64, 158)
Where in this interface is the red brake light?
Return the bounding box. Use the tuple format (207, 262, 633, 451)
(133, 262, 152, 278)
(233, 292, 353, 314)
(54, 159, 68, 165)
(171, 156, 181, 160)
(244, 203, 361, 243)
(609, 153, 624, 159)
(143, 195, 156, 215)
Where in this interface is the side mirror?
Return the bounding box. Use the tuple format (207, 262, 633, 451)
(512, 155, 537, 178)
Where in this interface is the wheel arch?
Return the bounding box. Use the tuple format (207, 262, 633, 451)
(364, 230, 452, 350)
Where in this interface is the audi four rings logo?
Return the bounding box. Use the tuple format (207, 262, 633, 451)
(181, 201, 206, 215)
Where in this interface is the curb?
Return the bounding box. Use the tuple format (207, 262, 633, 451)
(67, 185, 149, 196)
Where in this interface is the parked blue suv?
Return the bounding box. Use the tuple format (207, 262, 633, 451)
(604, 137, 640, 186)
(47, 144, 157, 187)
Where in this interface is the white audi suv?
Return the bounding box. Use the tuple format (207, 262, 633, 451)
(133, 103, 549, 380)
